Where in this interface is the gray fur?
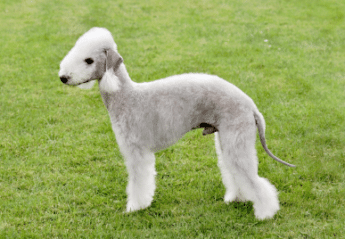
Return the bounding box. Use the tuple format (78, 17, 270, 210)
(254, 112, 295, 167)
(58, 27, 295, 219)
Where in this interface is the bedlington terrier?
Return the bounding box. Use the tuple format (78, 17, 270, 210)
(59, 27, 295, 220)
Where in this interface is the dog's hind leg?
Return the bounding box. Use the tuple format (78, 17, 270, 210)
(218, 121, 280, 220)
(122, 147, 156, 212)
(215, 132, 245, 203)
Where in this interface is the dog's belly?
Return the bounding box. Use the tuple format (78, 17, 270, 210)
(148, 109, 220, 152)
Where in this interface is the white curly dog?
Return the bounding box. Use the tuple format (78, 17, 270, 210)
(59, 27, 295, 220)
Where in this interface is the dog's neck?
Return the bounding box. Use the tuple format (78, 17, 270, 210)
(99, 63, 133, 90)
(114, 63, 133, 86)
(99, 62, 135, 110)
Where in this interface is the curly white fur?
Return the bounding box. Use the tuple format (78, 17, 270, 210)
(58, 27, 294, 219)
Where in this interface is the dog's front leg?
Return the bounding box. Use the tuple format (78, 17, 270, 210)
(123, 148, 157, 212)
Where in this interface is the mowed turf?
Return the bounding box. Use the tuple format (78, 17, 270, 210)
(0, 0, 344, 238)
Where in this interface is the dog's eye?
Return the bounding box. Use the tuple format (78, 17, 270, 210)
(85, 58, 94, 65)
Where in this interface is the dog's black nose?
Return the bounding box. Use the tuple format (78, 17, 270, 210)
(60, 76, 69, 84)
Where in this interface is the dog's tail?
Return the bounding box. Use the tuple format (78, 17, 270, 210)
(254, 111, 296, 167)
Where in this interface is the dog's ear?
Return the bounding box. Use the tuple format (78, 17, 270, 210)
(106, 49, 123, 72)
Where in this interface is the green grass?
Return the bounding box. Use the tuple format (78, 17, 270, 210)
(1, 0, 345, 237)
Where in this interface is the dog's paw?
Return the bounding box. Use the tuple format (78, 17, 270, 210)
(224, 192, 236, 203)
(253, 198, 280, 220)
(253, 177, 280, 220)
(224, 191, 238, 203)
(126, 199, 151, 212)
(224, 191, 246, 203)
(126, 201, 142, 212)
(126, 202, 139, 212)
(254, 205, 279, 220)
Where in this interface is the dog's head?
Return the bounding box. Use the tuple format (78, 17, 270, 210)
(59, 27, 123, 88)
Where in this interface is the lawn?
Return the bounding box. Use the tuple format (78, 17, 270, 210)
(1, 0, 345, 238)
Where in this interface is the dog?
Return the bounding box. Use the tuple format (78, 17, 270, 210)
(59, 27, 295, 219)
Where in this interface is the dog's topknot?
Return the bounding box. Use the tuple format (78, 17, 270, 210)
(75, 27, 117, 52)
